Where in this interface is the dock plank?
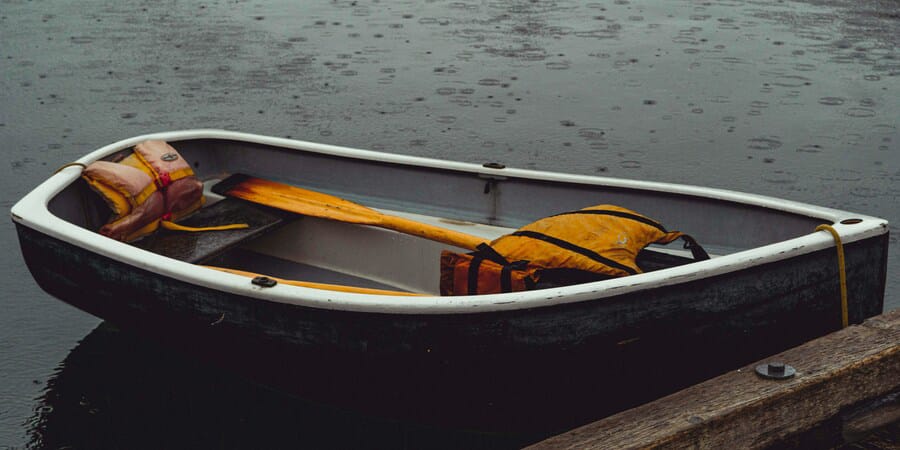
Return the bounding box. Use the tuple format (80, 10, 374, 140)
(529, 309, 900, 449)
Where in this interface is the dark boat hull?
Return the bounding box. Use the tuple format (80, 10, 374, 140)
(16, 222, 888, 431)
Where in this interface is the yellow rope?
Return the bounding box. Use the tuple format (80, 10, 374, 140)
(160, 220, 249, 232)
(815, 224, 848, 328)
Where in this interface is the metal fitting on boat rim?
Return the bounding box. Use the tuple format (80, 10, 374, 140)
(251, 276, 277, 288)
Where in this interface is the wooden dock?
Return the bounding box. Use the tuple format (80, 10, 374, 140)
(529, 308, 900, 449)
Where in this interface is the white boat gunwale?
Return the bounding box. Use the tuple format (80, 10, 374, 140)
(10, 129, 889, 314)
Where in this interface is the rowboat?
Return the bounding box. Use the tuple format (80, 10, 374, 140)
(12, 130, 888, 430)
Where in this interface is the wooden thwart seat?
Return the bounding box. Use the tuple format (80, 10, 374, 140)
(133, 199, 286, 264)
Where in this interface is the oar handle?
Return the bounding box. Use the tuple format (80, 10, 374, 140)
(379, 215, 487, 251)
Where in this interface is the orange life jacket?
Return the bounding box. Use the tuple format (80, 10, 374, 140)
(82, 140, 245, 241)
(440, 205, 708, 296)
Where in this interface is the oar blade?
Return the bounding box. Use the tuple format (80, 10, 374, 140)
(213, 174, 382, 225)
(213, 174, 485, 250)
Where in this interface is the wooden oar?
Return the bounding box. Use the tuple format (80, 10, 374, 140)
(212, 174, 487, 250)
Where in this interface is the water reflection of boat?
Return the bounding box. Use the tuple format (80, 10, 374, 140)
(27, 323, 534, 449)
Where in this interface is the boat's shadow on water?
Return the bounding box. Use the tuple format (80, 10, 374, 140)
(25, 323, 541, 450)
(25, 315, 814, 450)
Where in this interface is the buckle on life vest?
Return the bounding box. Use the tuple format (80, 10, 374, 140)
(156, 172, 172, 189)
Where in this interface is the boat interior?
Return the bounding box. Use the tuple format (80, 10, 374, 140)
(45, 138, 834, 296)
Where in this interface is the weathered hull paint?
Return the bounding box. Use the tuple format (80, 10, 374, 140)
(11, 130, 891, 314)
(15, 222, 888, 429)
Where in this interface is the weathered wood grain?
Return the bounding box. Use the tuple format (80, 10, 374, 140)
(529, 309, 900, 449)
(842, 392, 900, 443)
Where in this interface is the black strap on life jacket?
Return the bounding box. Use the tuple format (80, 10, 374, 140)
(511, 230, 639, 275)
(500, 264, 513, 293)
(552, 209, 669, 233)
(468, 243, 531, 295)
(475, 243, 511, 266)
(680, 235, 710, 261)
(467, 254, 483, 295)
(553, 208, 711, 262)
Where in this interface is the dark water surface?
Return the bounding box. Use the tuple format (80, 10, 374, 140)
(1, 0, 897, 447)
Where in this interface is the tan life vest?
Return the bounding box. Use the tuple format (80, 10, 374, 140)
(439, 205, 709, 296)
(82, 140, 246, 241)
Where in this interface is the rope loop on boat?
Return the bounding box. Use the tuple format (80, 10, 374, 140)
(815, 224, 848, 328)
(53, 162, 87, 174)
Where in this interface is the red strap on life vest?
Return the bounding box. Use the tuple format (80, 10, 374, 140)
(154, 171, 178, 221)
(156, 172, 172, 189)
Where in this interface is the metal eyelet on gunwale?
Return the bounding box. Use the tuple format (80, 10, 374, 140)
(251, 276, 277, 288)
